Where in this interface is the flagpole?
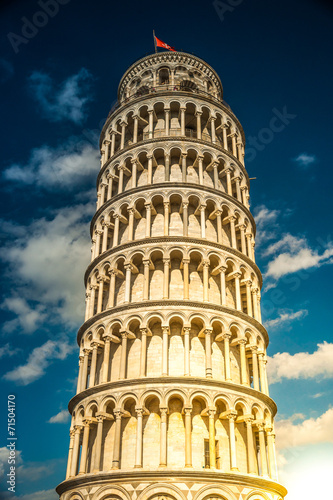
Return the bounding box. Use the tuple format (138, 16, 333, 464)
(153, 29, 157, 53)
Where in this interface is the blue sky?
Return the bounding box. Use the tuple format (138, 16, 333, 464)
(0, 0, 332, 498)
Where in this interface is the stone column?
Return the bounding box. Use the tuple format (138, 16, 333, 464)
(202, 259, 210, 302)
(231, 133, 237, 157)
(162, 327, 169, 376)
(245, 416, 256, 474)
(133, 115, 139, 143)
(84, 292, 90, 321)
(205, 328, 213, 378)
(78, 420, 91, 474)
(163, 259, 170, 299)
(198, 155, 204, 185)
(107, 174, 114, 200)
(219, 265, 227, 306)
(128, 208, 134, 241)
(182, 153, 187, 182)
(216, 211, 223, 243)
(223, 332, 232, 381)
(183, 326, 191, 376)
(258, 423, 269, 477)
(184, 407, 192, 467)
(164, 201, 169, 236)
(89, 342, 99, 388)
(102, 335, 111, 383)
(97, 277, 105, 314)
(246, 232, 253, 258)
(95, 229, 102, 257)
(263, 357, 269, 396)
(210, 117, 216, 143)
(110, 132, 116, 156)
(118, 166, 124, 194)
(89, 285, 97, 317)
(66, 429, 75, 479)
(107, 270, 116, 308)
(227, 413, 238, 471)
(234, 176, 242, 201)
(165, 153, 170, 182)
(124, 263, 132, 303)
(196, 111, 202, 140)
(241, 185, 248, 206)
(225, 168, 232, 195)
(239, 224, 247, 253)
(234, 272, 242, 311)
(250, 346, 260, 390)
(148, 110, 154, 138)
(145, 203, 151, 238)
(229, 216, 237, 248)
(183, 258, 190, 300)
(143, 259, 150, 300)
(77, 355, 84, 393)
(239, 338, 248, 385)
(164, 108, 170, 136)
(81, 349, 90, 391)
(183, 202, 188, 236)
(266, 427, 278, 480)
(112, 410, 122, 469)
(159, 407, 168, 466)
(222, 125, 228, 151)
(70, 425, 82, 477)
(213, 163, 219, 188)
(180, 107, 186, 135)
(119, 332, 128, 379)
(113, 215, 120, 247)
(147, 154, 153, 184)
(120, 122, 126, 149)
(208, 409, 216, 468)
(252, 288, 259, 320)
(245, 280, 253, 317)
(100, 182, 107, 206)
(200, 205, 206, 238)
(258, 351, 267, 394)
(135, 407, 144, 468)
(93, 414, 105, 472)
(140, 328, 148, 377)
(101, 221, 109, 253)
(131, 159, 137, 188)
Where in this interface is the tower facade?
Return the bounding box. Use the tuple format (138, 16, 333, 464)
(57, 52, 287, 500)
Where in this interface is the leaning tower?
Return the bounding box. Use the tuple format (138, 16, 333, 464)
(56, 52, 287, 500)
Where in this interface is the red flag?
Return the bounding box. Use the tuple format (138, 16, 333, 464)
(155, 35, 176, 52)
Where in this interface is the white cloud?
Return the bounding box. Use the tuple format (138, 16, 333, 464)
(293, 152, 317, 168)
(6, 489, 59, 500)
(275, 408, 333, 450)
(3, 138, 99, 191)
(28, 68, 94, 124)
(253, 205, 280, 244)
(265, 309, 308, 329)
(0, 447, 22, 480)
(48, 410, 70, 424)
(265, 244, 333, 279)
(0, 343, 20, 358)
(263, 234, 307, 257)
(267, 342, 333, 383)
(3, 340, 74, 385)
(0, 202, 93, 330)
(1, 297, 46, 334)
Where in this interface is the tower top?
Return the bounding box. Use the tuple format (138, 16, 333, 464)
(117, 51, 224, 103)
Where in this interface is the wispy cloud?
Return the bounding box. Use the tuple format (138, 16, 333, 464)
(28, 68, 94, 124)
(3, 137, 99, 191)
(253, 205, 280, 244)
(275, 407, 333, 449)
(267, 341, 333, 383)
(3, 340, 74, 385)
(293, 152, 317, 168)
(48, 409, 70, 424)
(1, 297, 46, 334)
(0, 343, 20, 358)
(0, 202, 93, 330)
(265, 309, 308, 329)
